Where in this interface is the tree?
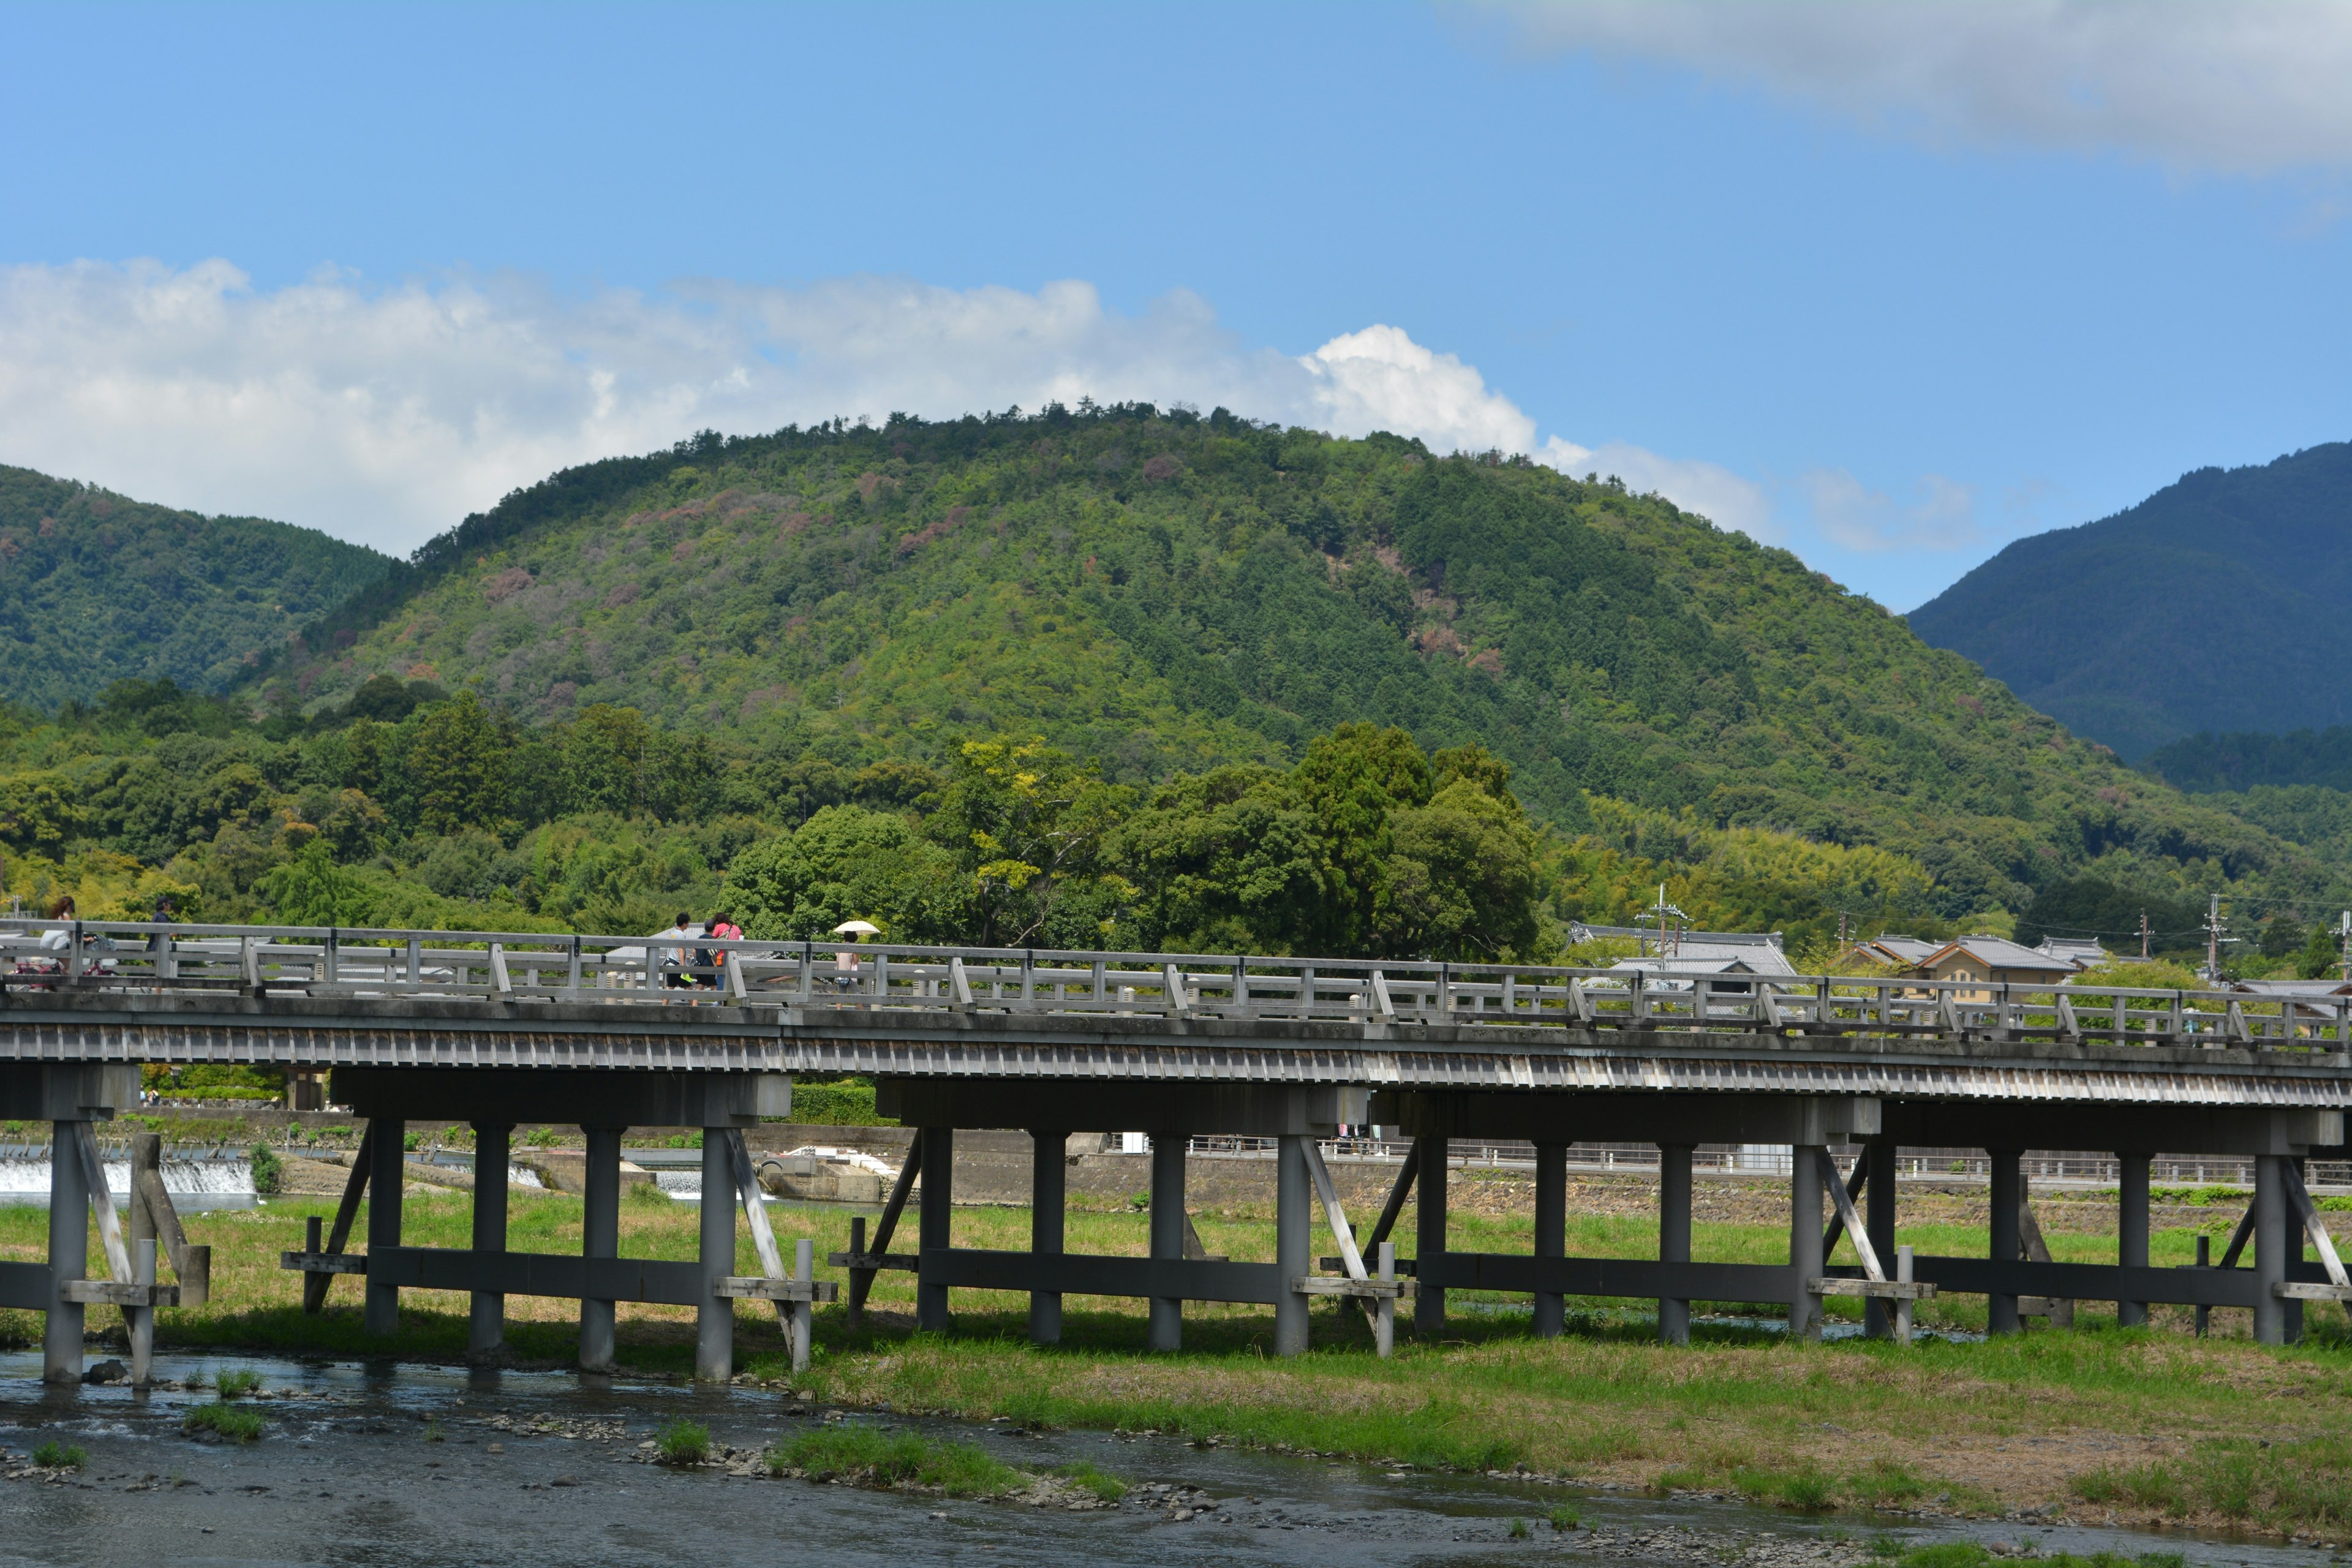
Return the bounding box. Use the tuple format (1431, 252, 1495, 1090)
(406, 692, 502, 835)
(728, 805, 962, 941)
(258, 840, 373, 925)
(924, 738, 1134, 947)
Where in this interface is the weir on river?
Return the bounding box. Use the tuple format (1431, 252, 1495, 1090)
(2, 918, 2348, 1387)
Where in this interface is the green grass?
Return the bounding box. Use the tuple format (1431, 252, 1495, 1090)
(1054, 1460, 1127, 1502)
(1896, 1550, 2184, 1568)
(655, 1419, 710, 1465)
(766, 1427, 1023, 1498)
(29, 1440, 85, 1469)
(1548, 1502, 1580, 1530)
(1509, 1516, 1529, 1538)
(184, 1402, 265, 1442)
(211, 1368, 262, 1398)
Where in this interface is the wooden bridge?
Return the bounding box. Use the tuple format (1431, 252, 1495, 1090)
(2, 919, 2346, 1385)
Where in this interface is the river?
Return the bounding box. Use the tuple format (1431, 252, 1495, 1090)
(0, 1351, 2321, 1568)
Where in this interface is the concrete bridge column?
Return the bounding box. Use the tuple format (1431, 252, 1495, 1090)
(1789, 1144, 1824, 1342)
(1987, 1148, 2022, 1335)
(1658, 1142, 1692, 1346)
(2287, 1157, 2308, 1344)
(43, 1125, 88, 1384)
(2254, 1154, 2288, 1346)
(1029, 1129, 1065, 1346)
(364, 1118, 406, 1337)
(1148, 1130, 1187, 1351)
(1414, 1136, 1447, 1335)
(579, 1126, 622, 1372)
(1864, 1140, 1898, 1340)
(695, 1128, 734, 1380)
(469, 1121, 511, 1360)
(1532, 1142, 1566, 1338)
(1275, 1133, 1311, 1357)
(2116, 1152, 2150, 1328)
(917, 1126, 954, 1332)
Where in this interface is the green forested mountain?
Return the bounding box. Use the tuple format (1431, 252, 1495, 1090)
(0, 466, 393, 709)
(0, 408, 2324, 968)
(1905, 442, 2352, 762)
(259, 408, 2282, 919)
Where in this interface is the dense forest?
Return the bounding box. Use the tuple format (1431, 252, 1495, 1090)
(0, 409, 2334, 974)
(1907, 441, 2352, 762)
(0, 466, 391, 710)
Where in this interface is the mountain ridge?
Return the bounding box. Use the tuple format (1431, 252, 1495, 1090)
(0, 465, 393, 711)
(1905, 441, 2352, 761)
(243, 406, 2290, 918)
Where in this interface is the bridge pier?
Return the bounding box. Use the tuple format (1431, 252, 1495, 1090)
(43, 1122, 88, 1384)
(917, 1126, 954, 1332)
(1148, 1130, 1186, 1351)
(1532, 1140, 1566, 1338)
(365, 1117, 406, 1337)
(1274, 1133, 1310, 1356)
(1028, 1129, 1065, 1346)
(1658, 1142, 1692, 1346)
(579, 1126, 622, 1371)
(1414, 1136, 1447, 1335)
(469, 1120, 511, 1360)
(2116, 1152, 2150, 1327)
(1986, 1148, 2022, 1335)
(2254, 1154, 2288, 1346)
(1863, 1140, 1897, 1340)
(1789, 1143, 1825, 1341)
(696, 1128, 734, 1379)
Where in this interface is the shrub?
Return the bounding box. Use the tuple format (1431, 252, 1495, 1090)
(30, 1440, 85, 1469)
(655, 1419, 710, 1465)
(526, 1126, 562, 1148)
(184, 1403, 265, 1442)
(247, 1145, 282, 1194)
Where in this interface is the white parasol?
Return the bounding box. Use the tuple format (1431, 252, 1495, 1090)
(831, 919, 882, 937)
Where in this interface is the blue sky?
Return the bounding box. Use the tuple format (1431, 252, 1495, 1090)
(1, 2, 2347, 609)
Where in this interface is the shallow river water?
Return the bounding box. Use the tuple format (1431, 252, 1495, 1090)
(0, 1351, 2324, 1568)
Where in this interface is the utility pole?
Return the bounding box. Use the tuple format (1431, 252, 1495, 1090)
(2203, 892, 2223, 982)
(2339, 911, 2351, 985)
(2139, 911, 2150, 960)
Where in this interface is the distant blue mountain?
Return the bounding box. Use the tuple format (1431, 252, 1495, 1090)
(1905, 442, 2352, 762)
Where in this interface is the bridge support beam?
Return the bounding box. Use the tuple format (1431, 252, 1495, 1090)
(1149, 1131, 1187, 1351)
(1790, 1144, 1824, 1341)
(469, 1121, 511, 1360)
(1029, 1129, 1065, 1346)
(1987, 1148, 2021, 1335)
(43, 1123, 87, 1384)
(1863, 1140, 1898, 1340)
(696, 1129, 734, 1379)
(2254, 1155, 2288, 1346)
(1532, 1141, 1566, 1338)
(1414, 1136, 1447, 1335)
(579, 1126, 621, 1372)
(2116, 1152, 2150, 1328)
(365, 1117, 405, 1337)
(918, 1126, 954, 1332)
(1659, 1142, 1692, 1346)
(1275, 1133, 1310, 1356)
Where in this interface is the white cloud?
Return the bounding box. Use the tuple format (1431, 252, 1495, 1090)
(1803, 469, 1981, 553)
(1487, 0, 2352, 175)
(1539, 435, 1776, 540)
(0, 257, 1780, 552)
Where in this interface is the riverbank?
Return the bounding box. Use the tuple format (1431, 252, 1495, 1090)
(3, 1191, 2346, 1546)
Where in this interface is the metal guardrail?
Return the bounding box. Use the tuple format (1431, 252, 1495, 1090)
(2, 919, 2346, 1053)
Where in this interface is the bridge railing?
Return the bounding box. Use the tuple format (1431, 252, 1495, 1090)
(0, 920, 2342, 1052)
